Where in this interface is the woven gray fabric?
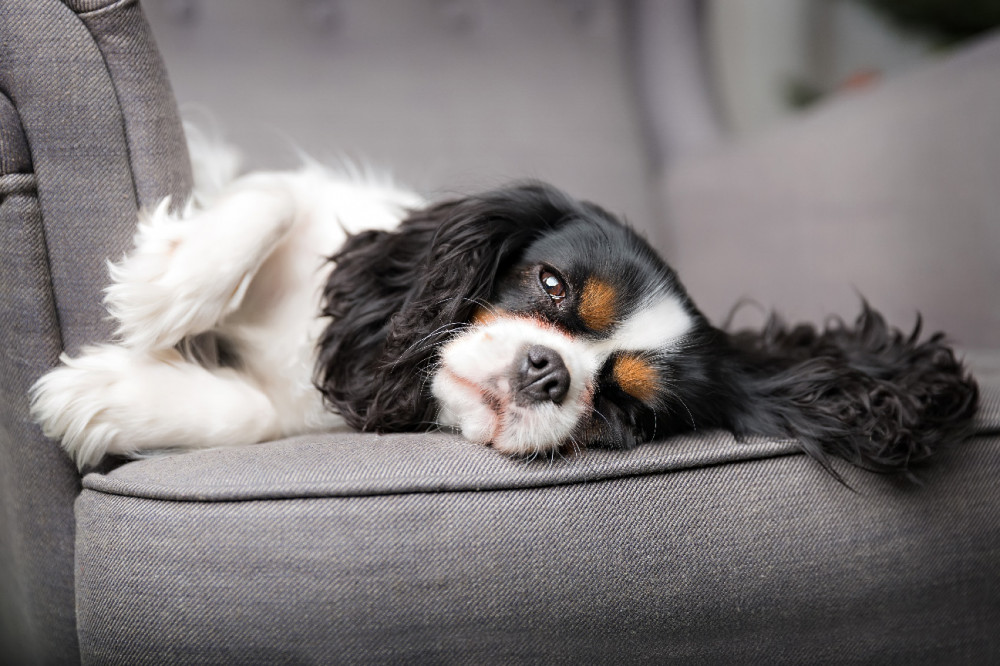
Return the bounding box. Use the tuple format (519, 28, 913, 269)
(0, 44, 79, 660)
(0, 1, 194, 662)
(2, 2, 133, 660)
(64, 0, 125, 12)
(0, 0, 137, 355)
(75, 432, 1000, 664)
(84, 430, 801, 502)
(74, 370, 1000, 663)
(77, 0, 193, 209)
(0, 93, 30, 174)
(0, 181, 79, 663)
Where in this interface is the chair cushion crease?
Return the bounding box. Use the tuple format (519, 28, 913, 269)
(82, 430, 809, 502)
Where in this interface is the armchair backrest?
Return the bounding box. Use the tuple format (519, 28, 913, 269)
(0, 1, 191, 661)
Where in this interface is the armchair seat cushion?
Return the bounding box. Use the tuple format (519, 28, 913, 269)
(74, 358, 1000, 664)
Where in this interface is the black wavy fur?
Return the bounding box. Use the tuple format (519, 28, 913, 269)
(316, 182, 979, 478)
(720, 306, 979, 479)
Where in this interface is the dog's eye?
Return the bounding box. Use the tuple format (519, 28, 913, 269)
(539, 269, 567, 302)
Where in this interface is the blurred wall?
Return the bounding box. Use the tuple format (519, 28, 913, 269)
(143, 0, 998, 345)
(143, 0, 665, 242)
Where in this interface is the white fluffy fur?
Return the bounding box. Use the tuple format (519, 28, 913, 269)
(31, 136, 422, 469)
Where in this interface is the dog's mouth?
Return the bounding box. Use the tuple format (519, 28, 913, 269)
(437, 368, 593, 456)
(432, 320, 598, 456)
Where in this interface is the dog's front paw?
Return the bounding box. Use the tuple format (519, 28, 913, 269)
(30, 347, 137, 470)
(104, 203, 247, 350)
(105, 190, 295, 350)
(105, 255, 251, 351)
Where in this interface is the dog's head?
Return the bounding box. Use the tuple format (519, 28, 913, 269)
(316, 181, 978, 473)
(316, 182, 722, 455)
(430, 203, 722, 455)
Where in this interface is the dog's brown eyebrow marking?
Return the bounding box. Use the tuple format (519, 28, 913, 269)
(578, 278, 616, 332)
(613, 354, 659, 402)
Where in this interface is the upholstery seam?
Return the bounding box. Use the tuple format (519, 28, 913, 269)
(0, 97, 66, 358)
(75, 0, 137, 20)
(0, 173, 37, 197)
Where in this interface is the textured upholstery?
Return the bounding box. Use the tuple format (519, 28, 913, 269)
(3, 1, 999, 662)
(0, 1, 191, 662)
(0, 137, 71, 663)
(75, 377, 999, 663)
(75, 0, 192, 211)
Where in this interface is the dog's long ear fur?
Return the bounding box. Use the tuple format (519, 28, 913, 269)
(316, 182, 578, 432)
(721, 303, 979, 479)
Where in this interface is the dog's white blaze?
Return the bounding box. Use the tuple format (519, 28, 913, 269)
(591, 292, 693, 357)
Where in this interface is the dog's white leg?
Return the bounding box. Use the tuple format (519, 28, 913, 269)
(106, 176, 298, 350)
(30, 345, 280, 470)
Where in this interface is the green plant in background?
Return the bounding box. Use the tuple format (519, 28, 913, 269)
(786, 0, 1000, 110)
(785, 79, 826, 110)
(857, 0, 1000, 45)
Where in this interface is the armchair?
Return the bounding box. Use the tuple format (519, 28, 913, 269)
(2, 1, 998, 663)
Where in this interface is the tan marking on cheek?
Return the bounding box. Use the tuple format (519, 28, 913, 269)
(613, 355, 659, 402)
(470, 310, 574, 343)
(578, 278, 616, 332)
(470, 307, 500, 326)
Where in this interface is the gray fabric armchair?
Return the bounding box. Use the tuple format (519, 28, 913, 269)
(2, 1, 999, 663)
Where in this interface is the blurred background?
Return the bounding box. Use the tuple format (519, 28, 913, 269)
(141, 0, 1000, 347)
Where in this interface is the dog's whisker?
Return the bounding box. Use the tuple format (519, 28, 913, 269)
(590, 406, 613, 430)
(389, 324, 467, 371)
(457, 297, 502, 319)
(661, 379, 697, 431)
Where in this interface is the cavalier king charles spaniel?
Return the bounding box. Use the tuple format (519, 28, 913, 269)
(30, 156, 979, 478)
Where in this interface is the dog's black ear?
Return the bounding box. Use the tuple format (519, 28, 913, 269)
(723, 303, 979, 480)
(316, 182, 579, 432)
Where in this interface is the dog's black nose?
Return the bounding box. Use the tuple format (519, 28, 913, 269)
(515, 345, 570, 405)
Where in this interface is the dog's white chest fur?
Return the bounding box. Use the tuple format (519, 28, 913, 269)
(214, 171, 424, 436)
(30, 166, 423, 468)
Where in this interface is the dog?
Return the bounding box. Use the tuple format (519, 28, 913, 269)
(30, 148, 979, 478)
